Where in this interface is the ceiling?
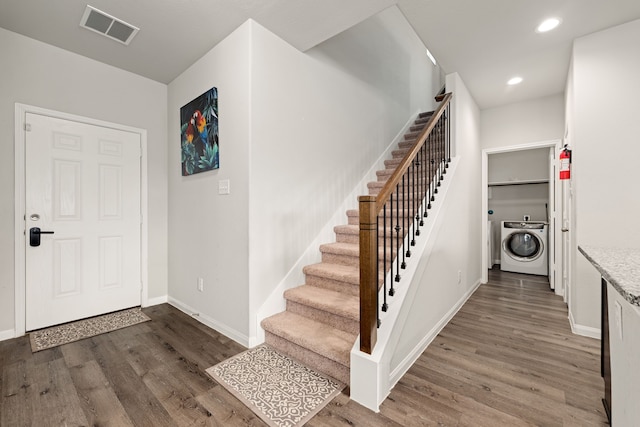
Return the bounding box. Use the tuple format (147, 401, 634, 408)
(1, 0, 640, 109)
(398, 0, 640, 108)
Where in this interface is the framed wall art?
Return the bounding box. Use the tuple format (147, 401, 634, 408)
(180, 87, 219, 175)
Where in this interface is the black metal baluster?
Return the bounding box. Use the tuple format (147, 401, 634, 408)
(447, 104, 451, 164)
(382, 203, 388, 312)
(415, 148, 421, 237)
(402, 173, 408, 266)
(404, 170, 412, 258)
(393, 182, 400, 288)
(430, 132, 435, 203)
(421, 142, 427, 221)
(376, 215, 381, 328)
(434, 119, 440, 195)
(438, 117, 447, 187)
(410, 159, 417, 246)
(420, 143, 426, 223)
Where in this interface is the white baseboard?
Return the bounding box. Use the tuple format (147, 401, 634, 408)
(144, 295, 168, 307)
(0, 329, 17, 342)
(168, 297, 249, 348)
(569, 311, 601, 339)
(389, 279, 482, 386)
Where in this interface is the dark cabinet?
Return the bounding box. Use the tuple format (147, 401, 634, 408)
(601, 278, 612, 424)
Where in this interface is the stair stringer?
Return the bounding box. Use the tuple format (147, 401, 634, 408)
(351, 157, 471, 412)
(250, 110, 424, 347)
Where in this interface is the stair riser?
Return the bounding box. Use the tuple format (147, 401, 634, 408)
(376, 173, 437, 184)
(265, 332, 349, 384)
(392, 149, 446, 159)
(321, 252, 396, 270)
(366, 187, 427, 199)
(335, 230, 412, 247)
(287, 301, 358, 335)
(305, 273, 359, 297)
(384, 160, 446, 171)
(347, 211, 424, 226)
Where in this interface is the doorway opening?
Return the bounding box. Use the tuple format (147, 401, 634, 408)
(481, 140, 563, 298)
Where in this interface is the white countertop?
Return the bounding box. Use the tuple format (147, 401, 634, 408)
(579, 246, 640, 307)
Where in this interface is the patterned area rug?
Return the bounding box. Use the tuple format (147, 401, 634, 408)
(206, 345, 344, 427)
(29, 307, 150, 352)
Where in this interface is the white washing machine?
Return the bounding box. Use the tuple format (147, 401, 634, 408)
(500, 221, 548, 276)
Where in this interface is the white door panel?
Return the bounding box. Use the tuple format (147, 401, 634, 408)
(25, 113, 141, 331)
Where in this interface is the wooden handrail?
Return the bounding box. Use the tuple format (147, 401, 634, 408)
(358, 92, 452, 354)
(372, 93, 452, 213)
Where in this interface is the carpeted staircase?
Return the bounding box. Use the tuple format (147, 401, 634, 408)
(261, 111, 436, 385)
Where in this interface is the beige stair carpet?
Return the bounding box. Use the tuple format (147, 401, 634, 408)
(260, 110, 437, 390)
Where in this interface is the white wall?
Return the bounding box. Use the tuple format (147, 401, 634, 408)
(480, 94, 565, 150)
(488, 149, 549, 184)
(569, 19, 640, 329)
(167, 21, 252, 344)
(167, 7, 442, 345)
(0, 28, 168, 337)
(390, 72, 482, 379)
(248, 6, 440, 342)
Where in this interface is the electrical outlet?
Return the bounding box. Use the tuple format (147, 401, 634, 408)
(197, 277, 204, 292)
(457, 270, 462, 285)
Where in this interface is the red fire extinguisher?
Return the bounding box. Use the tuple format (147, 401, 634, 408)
(559, 145, 571, 180)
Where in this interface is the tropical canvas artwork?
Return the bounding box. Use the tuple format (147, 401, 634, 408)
(180, 87, 219, 175)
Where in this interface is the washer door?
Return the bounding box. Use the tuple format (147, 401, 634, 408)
(503, 231, 543, 262)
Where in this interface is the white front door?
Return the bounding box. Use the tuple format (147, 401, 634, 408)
(25, 113, 142, 331)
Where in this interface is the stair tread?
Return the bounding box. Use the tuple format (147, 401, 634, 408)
(261, 311, 355, 367)
(319, 241, 359, 255)
(285, 285, 359, 321)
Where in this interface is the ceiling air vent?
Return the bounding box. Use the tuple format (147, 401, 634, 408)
(80, 5, 139, 45)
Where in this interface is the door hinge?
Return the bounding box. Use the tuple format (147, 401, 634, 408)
(24, 123, 32, 132)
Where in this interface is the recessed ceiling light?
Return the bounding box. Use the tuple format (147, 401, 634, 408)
(537, 18, 561, 33)
(507, 77, 523, 86)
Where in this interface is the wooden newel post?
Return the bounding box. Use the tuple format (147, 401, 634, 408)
(359, 195, 378, 354)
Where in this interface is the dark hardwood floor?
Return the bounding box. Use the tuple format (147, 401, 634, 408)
(1, 269, 607, 426)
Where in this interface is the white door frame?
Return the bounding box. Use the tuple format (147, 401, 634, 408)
(481, 139, 562, 287)
(14, 103, 149, 337)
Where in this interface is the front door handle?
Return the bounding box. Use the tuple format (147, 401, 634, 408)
(29, 227, 54, 247)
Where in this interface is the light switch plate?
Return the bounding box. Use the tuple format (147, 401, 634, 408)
(218, 179, 230, 195)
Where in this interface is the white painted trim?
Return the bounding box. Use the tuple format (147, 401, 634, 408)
(250, 111, 425, 347)
(389, 278, 482, 387)
(481, 140, 562, 284)
(144, 295, 169, 307)
(168, 296, 249, 347)
(14, 103, 149, 337)
(0, 329, 16, 342)
(569, 312, 601, 339)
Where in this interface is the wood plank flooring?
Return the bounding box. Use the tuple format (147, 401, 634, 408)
(1, 269, 607, 426)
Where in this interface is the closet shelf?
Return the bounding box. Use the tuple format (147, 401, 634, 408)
(488, 179, 549, 187)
